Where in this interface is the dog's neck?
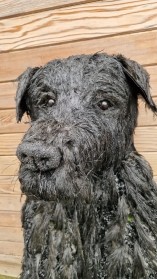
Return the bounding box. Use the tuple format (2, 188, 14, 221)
(20, 151, 157, 279)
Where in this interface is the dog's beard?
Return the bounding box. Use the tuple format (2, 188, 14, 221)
(19, 150, 157, 278)
(19, 159, 95, 202)
(18, 131, 105, 202)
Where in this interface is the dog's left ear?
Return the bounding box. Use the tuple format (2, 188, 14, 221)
(16, 67, 40, 122)
(115, 54, 157, 113)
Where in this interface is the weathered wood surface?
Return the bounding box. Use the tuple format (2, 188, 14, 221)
(138, 99, 157, 126)
(0, 227, 22, 243)
(0, 0, 157, 276)
(1, 0, 157, 52)
(134, 127, 157, 152)
(0, 176, 20, 194)
(0, 195, 24, 211)
(1, 30, 157, 82)
(0, 0, 98, 18)
(0, 110, 28, 134)
(0, 82, 17, 109)
(0, 156, 19, 176)
(0, 241, 23, 256)
(0, 254, 22, 277)
(0, 211, 21, 227)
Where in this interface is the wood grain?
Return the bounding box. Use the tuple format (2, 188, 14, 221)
(0, 156, 19, 176)
(0, 195, 24, 211)
(1, 0, 157, 52)
(0, 82, 16, 109)
(143, 153, 157, 176)
(0, 254, 21, 277)
(0, 134, 23, 156)
(0, 82, 17, 109)
(0, 228, 23, 276)
(0, 211, 21, 227)
(0, 0, 97, 18)
(147, 65, 157, 97)
(0, 227, 22, 243)
(0, 176, 20, 194)
(0, 241, 23, 256)
(0, 109, 29, 134)
(0, 30, 157, 82)
(138, 98, 157, 127)
(134, 127, 157, 152)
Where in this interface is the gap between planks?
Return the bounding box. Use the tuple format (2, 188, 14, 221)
(1, 0, 157, 52)
(0, 0, 101, 19)
(1, 29, 157, 82)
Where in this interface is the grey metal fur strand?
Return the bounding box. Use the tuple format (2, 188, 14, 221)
(16, 53, 157, 279)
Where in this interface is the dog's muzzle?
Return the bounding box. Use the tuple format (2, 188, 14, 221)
(16, 142, 62, 172)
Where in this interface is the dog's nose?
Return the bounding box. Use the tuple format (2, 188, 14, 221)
(16, 142, 62, 171)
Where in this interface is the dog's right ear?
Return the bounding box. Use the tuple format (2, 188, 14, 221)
(115, 54, 157, 114)
(16, 67, 39, 122)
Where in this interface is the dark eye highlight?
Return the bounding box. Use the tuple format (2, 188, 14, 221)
(37, 93, 56, 107)
(98, 100, 111, 110)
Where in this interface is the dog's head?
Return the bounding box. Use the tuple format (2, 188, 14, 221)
(16, 54, 157, 201)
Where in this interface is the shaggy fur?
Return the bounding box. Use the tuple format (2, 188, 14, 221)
(16, 53, 157, 279)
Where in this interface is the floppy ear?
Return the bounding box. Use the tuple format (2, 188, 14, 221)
(16, 67, 39, 122)
(115, 54, 157, 113)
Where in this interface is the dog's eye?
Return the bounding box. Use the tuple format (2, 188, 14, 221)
(47, 99, 55, 107)
(37, 93, 56, 107)
(98, 100, 110, 110)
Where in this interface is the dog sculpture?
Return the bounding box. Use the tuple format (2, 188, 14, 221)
(16, 53, 157, 279)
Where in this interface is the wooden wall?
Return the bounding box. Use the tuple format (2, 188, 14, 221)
(0, 0, 157, 277)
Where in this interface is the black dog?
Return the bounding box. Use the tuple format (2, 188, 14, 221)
(16, 53, 157, 279)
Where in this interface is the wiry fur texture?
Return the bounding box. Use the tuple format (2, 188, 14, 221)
(16, 53, 157, 279)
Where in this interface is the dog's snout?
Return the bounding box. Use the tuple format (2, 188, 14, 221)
(17, 142, 62, 171)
